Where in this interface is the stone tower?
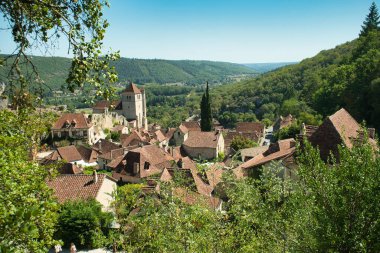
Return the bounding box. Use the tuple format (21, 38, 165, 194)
(121, 83, 147, 130)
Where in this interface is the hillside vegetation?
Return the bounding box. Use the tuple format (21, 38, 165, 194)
(213, 29, 380, 130)
(0, 56, 256, 93)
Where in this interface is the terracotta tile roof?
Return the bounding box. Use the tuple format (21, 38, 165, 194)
(57, 163, 83, 174)
(233, 139, 296, 179)
(308, 108, 378, 161)
(107, 154, 126, 170)
(154, 130, 166, 142)
(98, 148, 125, 161)
(92, 139, 120, 154)
(77, 145, 97, 163)
(122, 83, 141, 94)
(52, 113, 92, 130)
(121, 130, 146, 147)
(165, 128, 176, 140)
(47, 174, 116, 203)
(57, 145, 83, 162)
(224, 131, 261, 148)
(206, 163, 225, 188)
(182, 122, 201, 131)
(236, 122, 265, 134)
(240, 146, 269, 161)
(122, 145, 174, 179)
(183, 131, 220, 149)
(179, 124, 189, 134)
(234, 147, 296, 179)
(92, 100, 121, 110)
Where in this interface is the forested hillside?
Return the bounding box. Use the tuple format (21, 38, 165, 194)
(213, 29, 380, 130)
(0, 56, 256, 92)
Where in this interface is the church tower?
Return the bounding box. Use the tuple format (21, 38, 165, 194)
(121, 83, 147, 130)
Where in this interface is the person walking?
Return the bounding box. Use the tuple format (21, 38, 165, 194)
(70, 243, 77, 253)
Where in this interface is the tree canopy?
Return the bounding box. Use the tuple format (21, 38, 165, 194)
(0, 0, 119, 105)
(200, 82, 212, 131)
(360, 2, 380, 36)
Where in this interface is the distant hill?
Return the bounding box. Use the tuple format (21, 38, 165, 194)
(0, 55, 256, 92)
(243, 62, 297, 73)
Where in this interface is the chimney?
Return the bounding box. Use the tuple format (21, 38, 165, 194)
(93, 170, 98, 183)
(368, 128, 376, 139)
(99, 140, 102, 152)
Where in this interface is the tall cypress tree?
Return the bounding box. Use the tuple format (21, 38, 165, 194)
(200, 82, 212, 131)
(360, 2, 380, 36)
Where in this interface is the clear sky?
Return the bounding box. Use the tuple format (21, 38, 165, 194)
(1, 0, 378, 63)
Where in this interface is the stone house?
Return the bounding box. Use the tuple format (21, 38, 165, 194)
(51, 113, 97, 145)
(273, 114, 296, 133)
(111, 145, 174, 183)
(47, 172, 117, 211)
(233, 138, 297, 179)
(182, 131, 225, 160)
(307, 108, 376, 162)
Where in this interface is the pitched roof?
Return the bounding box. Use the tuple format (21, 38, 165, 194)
(92, 100, 121, 110)
(123, 83, 141, 94)
(77, 145, 97, 163)
(236, 122, 265, 134)
(121, 130, 146, 147)
(183, 131, 221, 149)
(98, 148, 125, 161)
(179, 124, 189, 134)
(327, 108, 361, 148)
(233, 139, 296, 178)
(154, 130, 166, 142)
(92, 139, 120, 154)
(240, 146, 269, 160)
(181, 122, 201, 131)
(165, 128, 176, 140)
(52, 113, 92, 130)
(57, 163, 82, 174)
(57, 145, 83, 162)
(47, 174, 116, 203)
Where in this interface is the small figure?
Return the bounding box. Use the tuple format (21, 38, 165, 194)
(70, 242, 77, 253)
(54, 244, 62, 253)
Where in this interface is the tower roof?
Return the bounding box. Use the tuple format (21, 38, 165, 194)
(123, 83, 141, 94)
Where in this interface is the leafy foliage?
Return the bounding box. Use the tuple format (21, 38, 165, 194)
(360, 2, 380, 36)
(200, 82, 212, 131)
(55, 199, 113, 249)
(230, 135, 259, 151)
(0, 110, 59, 252)
(0, 0, 119, 104)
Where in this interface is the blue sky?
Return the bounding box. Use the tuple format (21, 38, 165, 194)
(1, 0, 378, 63)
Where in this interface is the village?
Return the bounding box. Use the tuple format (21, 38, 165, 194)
(37, 82, 377, 215)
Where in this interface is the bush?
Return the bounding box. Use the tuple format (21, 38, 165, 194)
(230, 135, 258, 151)
(54, 199, 113, 249)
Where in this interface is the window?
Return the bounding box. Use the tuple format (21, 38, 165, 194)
(144, 162, 150, 170)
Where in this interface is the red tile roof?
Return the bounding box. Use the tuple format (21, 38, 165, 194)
(236, 122, 265, 134)
(92, 100, 121, 110)
(123, 83, 141, 94)
(77, 145, 97, 163)
(233, 138, 296, 178)
(183, 131, 221, 149)
(47, 174, 116, 203)
(181, 122, 201, 131)
(92, 139, 120, 154)
(57, 145, 83, 162)
(52, 113, 92, 130)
